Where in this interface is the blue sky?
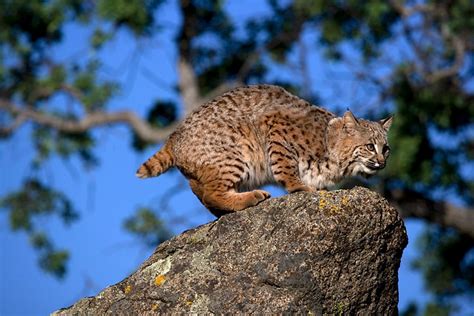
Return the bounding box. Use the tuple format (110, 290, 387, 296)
(0, 0, 457, 314)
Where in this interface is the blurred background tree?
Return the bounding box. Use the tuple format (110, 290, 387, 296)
(0, 0, 472, 314)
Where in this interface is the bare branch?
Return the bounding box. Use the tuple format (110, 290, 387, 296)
(177, 58, 201, 117)
(298, 37, 312, 99)
(60, 84, 85, 101)
(386, 188, 474, 239)
(389, 1, 435, 17)
(426, 29, 466, 83)
(390, 1, 467, 83)
(0, 113, 27, 137)
(0, 98, 176, 143)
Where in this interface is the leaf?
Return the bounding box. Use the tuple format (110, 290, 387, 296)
(39, 250, 70, 279)
(1, 179, 77, 279)
(412, 227, 474, 297)
(124, 208, 171, 247)
(91, 28, 113, 49)
(1, 178, 79, 231)
(30, 232, 52, 250)
(97, 0, 163, 35)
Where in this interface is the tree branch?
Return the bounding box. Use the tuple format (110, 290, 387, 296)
(390, 1, 467, 83)
(0, 99, 176, 143)
(385, 188, 474, 240)
(388, 1, 435, 17)
(177, 58, 201, 117)
(425, 27, 466, 83)
(0, 113, 27, 137)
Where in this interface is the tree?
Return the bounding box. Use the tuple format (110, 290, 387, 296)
(1, 0, 472, 314)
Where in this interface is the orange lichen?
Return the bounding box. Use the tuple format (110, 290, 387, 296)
(124, 285, 132, 294)
(318, 194, 343, 214)
(341, 196, 349, 206)
(154, 274, 166, 286)
(318, 198, 327, 209)
(151, 303, 159, 311)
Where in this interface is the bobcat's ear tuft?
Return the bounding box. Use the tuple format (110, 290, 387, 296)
(343, 110, 359, 133)
(379, 115, 393, 132)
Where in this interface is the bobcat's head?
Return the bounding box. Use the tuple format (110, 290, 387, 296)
(327, 111, 393, 177)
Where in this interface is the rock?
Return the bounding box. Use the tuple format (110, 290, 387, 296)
(53, 187, 408, 315)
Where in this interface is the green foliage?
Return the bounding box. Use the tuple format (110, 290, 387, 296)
(387, 73, 474, 202)
(386, 128, 423, 184)
(97, 0, 162, 35)
(30, 232, 51, 249)
(444, 0, 474, 34)
(30, 232, 70, 278)
(39, 250, 70, 279)
(422, 302, 453, 316)
(1, 179, 78, 277)
(178, 0, 310, 95)
(1, 179, 78, 230)
(91, 29, 113, 49)
(71, 60, 119, 111)
(0, 1, 87, 102)
(124, 208, 171, 247)
(400, 302, 418, 316)
(147, 101, 177, 128)
(180, 0, 260, 94)
(0, 0, 64, 47)
(412, 227, 474, 297)
(295, 0, 399, 59)
(33, 126, 97, 168)
(401, 300, 456, 316)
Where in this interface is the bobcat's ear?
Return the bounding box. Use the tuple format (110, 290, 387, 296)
(379, 115, 393, 132)
(343, 110, 359, 133)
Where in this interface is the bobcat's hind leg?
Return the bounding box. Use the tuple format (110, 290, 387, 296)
(203, 187, 270, 215)
(189, 179, 204, 205)
(190, 178, 270, 216)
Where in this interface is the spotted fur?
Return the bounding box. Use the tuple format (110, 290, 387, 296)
(136, 85, 393, 216)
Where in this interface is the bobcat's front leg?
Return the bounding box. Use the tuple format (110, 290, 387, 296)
(267, 137, 312, 193)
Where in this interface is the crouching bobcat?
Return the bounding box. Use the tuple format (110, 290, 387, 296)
(137, 84, 392, 217)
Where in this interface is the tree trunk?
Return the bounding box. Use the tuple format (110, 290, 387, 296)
(53, 187, 408, 315)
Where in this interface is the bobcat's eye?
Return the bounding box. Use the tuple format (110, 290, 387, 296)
(383, 145, 390, 154)
(366, 144, 375, 151)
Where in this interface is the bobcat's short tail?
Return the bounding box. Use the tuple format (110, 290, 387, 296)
(136, 143, 175, 179)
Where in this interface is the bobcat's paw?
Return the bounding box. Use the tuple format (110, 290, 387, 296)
(239, 190, 271, 210)
(287, 185, 314, 193)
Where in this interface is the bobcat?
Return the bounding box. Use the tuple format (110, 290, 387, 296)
(137, 84, 392, 217)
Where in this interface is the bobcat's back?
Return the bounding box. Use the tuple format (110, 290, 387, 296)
(169, 85, 331, 183)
